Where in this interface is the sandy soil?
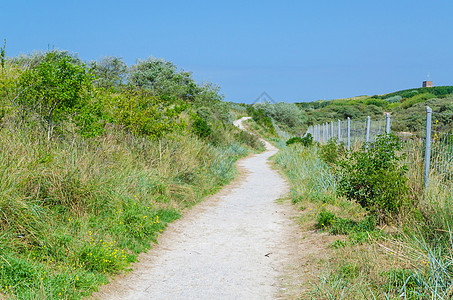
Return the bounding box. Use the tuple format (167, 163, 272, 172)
(90, 118, 329, 300)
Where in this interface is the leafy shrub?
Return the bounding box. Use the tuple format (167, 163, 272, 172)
(364, 98, 388, 108)
(234, 130, 264, 150)
(89, 56, 127, 89)
(110, 90, 186, 138)
(252, 102, 307, 131)
(17, 51, 93, 139)
(337, 134, 409, 222)
(192, 115, 212, 138)
(128, 57, 198, 101)
(319, 139, 344, 165)
(286, 137, 303, 146)
(246, 105, 275, 134)
(385, 95, 402, 103)
(401, 93, 436, 109)
(286, 133, 313, 147)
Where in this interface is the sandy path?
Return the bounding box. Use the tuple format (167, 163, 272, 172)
(92, 118, 303, 300)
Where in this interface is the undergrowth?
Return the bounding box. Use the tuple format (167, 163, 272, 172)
(274, 139, 453, 299)
(0, 123, 251, 299)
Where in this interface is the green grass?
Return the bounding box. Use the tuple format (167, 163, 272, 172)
(0, 123, 251, 299)
(274, 141, 453, 299)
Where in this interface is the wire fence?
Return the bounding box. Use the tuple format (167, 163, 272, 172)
(271, 118, 295, 140)
(430, 111, 453, 193)
(304, 108, 453, 195)
(306, 114, 390, 150)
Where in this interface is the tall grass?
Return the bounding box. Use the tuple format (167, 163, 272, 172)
(0, 123, 249, 299)
(275, 140, 453, 299)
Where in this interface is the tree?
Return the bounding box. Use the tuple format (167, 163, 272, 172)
(18, 51, 93, 139)
(89, 56, 127, 89)
(128, 57, 198, 101)
(109, 88, 187, 138)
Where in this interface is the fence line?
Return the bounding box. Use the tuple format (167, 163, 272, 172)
(430, 110, 453, 193)
(306, 114, 388, 150)
(271, 118, 295, 140)
(305, 108, 453, 194)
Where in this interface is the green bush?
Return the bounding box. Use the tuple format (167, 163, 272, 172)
(337, 134, 409, 222)
(286, 133, 313, 147)
(17, 51, 93, 139)
(246, 105, 275, 134)
(192, 115, 212, 138)
(234, 130, 264, 150)
(401, 93, 436, 109)
(319, 139, 344, 165)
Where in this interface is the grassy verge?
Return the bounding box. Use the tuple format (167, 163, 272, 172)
(0, 124, 255, 299)
(273, 141, 453, 299)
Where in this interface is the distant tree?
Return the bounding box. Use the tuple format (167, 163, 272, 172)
(128, 57, 197, 101)
(11, 49, 81, 70)
(89, 56, 127, 89)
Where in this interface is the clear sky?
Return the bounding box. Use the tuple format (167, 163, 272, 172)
(1, 0, 453, 103)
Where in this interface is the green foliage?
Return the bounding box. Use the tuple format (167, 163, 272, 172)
(319, 139, 344, 165)
(317, 210, 336, 228)
(364, 98, 388, 108)
(252, 102, 307, 132)
(234, 130, 264, 150)
(286, 136, 303, 146)
(192, 114, 212, 138)
(296, 86, 453, 130)
(11, 50, 82, 70)
(17, 51, 93, 138)
(383, 86, 453, 99)
(246, 105, 276, 134)
(385, 95, 402, 103)
(401, 93, 435, 109)
(317, 210, 376, 233)
(286, 133, 313, 147)
(337, 134, 409, 222)
(89, 56, 127, 89)
(73, 97, 106, 137)
(109, 89, 186, 138)
(0, 39, 5, 70)
(129, 57, 198, 101)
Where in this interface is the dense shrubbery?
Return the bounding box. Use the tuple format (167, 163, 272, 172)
(252, 101, 307, 133)
(337, 134, 409, 222)
(0, 48, 262, 299)
(296, 86, 453, 132)
(17, 51, 93, 139)
(246, 105, 276, 134)
(286, 133, 313, 147)
(319, 139, 344, 165)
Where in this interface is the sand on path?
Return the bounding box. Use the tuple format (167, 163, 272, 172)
(91, 117, 317, 300)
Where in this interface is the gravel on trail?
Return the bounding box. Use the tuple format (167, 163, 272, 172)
(92, 117, 298, 300)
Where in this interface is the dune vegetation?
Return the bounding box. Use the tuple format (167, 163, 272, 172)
(0, 48, 263, 299)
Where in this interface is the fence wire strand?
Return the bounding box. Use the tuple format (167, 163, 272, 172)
(430, 112, 453, 192)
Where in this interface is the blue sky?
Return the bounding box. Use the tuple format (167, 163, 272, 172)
(1, 0, 453, 103)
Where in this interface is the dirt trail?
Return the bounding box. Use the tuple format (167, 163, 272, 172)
(91, 117, 323, 299)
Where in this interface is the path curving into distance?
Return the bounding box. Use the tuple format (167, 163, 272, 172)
(92, 117, 294, 300)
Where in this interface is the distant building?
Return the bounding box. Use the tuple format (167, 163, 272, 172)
(423, 81, 433, 87)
